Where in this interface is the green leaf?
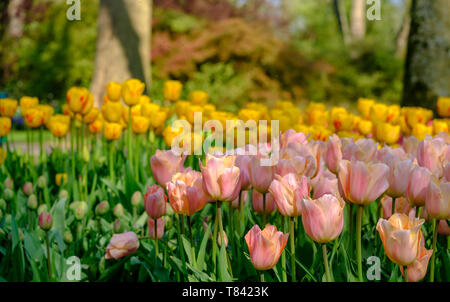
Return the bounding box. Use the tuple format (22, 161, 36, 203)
(23, 231, 44, 262)
(217, 242, 232, 282)
(181, 235, 195, 265)
(197, 223, 211, 271)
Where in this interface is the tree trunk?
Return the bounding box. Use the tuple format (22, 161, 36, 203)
(402, 0, 450, 110)
(7, 0, 26, 38)
(333, 0, 352, 46)
(395, 10, 411, 58)
(90, 0, 152, 106)
(350, 0, 365, 41)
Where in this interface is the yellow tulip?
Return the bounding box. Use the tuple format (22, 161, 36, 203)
(50, 114, 71, 125)
(106, 81, 122, 102)
(49, 121, 69, 138)
(330, 111, 353, 132)
(375, 122, 401, 145)
(0, 117, 11, 137)
(139, 95, 151, 105)
(163, 125, 183, 147)
(274, 100, 295, 111)
(404, 107, 432, 128)
(186, 105, 203, 124)
(131, 116, 150, 134)
(150, 111, 167, 130)
(0, 98, 18, 117)
(66, 87, 90, 113)
(175, 101, 191, 118)
(20, 96, 39, 116)
(238, 109, 261, 122)
(164, 80, 183, 102)
(202, 104, 216, 119)
(122, 105, 143, 123)
(437, 97, 450, 118)
(432, 119, 448, 135)
(36, 104, 54, 126)
(307, 109, 329, 126)
(293, 124, 311, 135)
(357, 98, 375, 120)
(24, 108, 45, 128)
(386, 105, 400, 124)
(62, 103, 73, 118)
(411, 123, 432, 140)
(104, 122, 122, 141)
(55, 173, 68, 186)
(370, 103, 388, 124)
(189, 90, 208, 106)
(80, 93, 94, 116)
(122, 79, 145, 106)
(141, 103, 160, 118)
(310, 125, 332, 141)
(102, 101, 123, 123)
(83, 108, 100, 124)
(89, 118, 104, 134)
(357, 119, 373, 136)
(306, 102, 327, 113)
(270, 109, 291, 133)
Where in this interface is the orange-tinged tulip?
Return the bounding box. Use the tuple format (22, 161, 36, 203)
(245, 224, 289, 271)
(55, 173, 68, 186)
(189, 90, 208, 105)
(89, 118, 103, 134)
(400, 243, 433, 282)
(337, 160, 389, 205)
(249, 154, 274, 193)
(425, 178, 450, 220)
(386, 105, 400, 123)
(269, 173, 311, 217)
(122, 79, 145, 106)
(106, 81, 122, 102)
(131, 115, 150, 134)
(376, 213, 424, 266)
(66, 87, 90, 113)
(105, 232, 139, 260)
(432, 119, 448, 134)
(83, 107, 100, 124)
(301, 194, 345, 243)
(19, 96, 39, 116)
(49, 121, 69, 138)
(0, 117, 11, 137)
(144, 185, 167, 220)
(218, 231, 229, 247)
(24, 107, 45, 128)
(406, 165, 432, 207)
(80, 93, 94, 116)
(102, 101, 123, 123)
(436, 97, 450, 118)
(167, 170, 208, 216)
(150, 149, 186, 187)
(200, 154, 241, 202)
(251, 191, 276, 214)
(147, 218, 165, 239)
(62, 103, 73, 117)
(164, 80, 182, 102)
(103, 122, 122, 141)
(0, 98, 18, 117)
(36, 104, 54, 125)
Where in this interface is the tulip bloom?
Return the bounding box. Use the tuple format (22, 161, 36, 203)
(337, 160, 389, 205)
(235, 153, 251, 190)
(376, 213, 424, 266)
(150, 149, 186, 187)
(425, 178, 450, 220)
(252, 191, 276, 214)
(38, 212, 53, 231)
(189, 90, 208, 105)
(105, 232, 140, 260)
(144, 185, 167, 220)
(342, 138, 377, 163)
(102, 101, 123, 123)
(249, 155, 274, 193)
(103, 122, 122, 141)
(131, 116, 150, 134)
(147, 218, 165, 239)
(400, 233, 433, 282)
(66, 87, 90, 113)
(311, 168, 338, 199)
(167, 170, 208, 216)
(24, 108, 45, 128)
(200, 154, 241, 202)
(0, 117, 11, 137)
(122, 79, 145, 106)
(19, 96, 39, 116)
(244, 224, 289, 270)
(406, 165, 432, 207)
(0, 98, 18, 117)
(269, 173, 311, 217)
(55, 173, 68, 186)
(301, 194, 345, 243)
(164, 80, 182, 102)
(380, 155, 413, 198)
(106, 81, 122, 102)
(324, 134, 342, 174)
(83, 107, 99, 124)
(416, 136, 447, 177)
(438, 220, 450, 236)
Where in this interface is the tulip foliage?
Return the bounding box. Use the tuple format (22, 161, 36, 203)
(0, 81, 449, 283)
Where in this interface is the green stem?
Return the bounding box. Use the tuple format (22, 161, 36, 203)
(281, 216, 287, 282)
(109, 141, 115, 183)
(260, 271, 265, 282)
(45, 231, 52, 281)
(175, 214, 186, 280)
(212, 201, 219, 273)
(39, 126, 43, 162)
(134, 134, 140, 183)
(187, 215, 195, 265)
(217, 201, 232, 276)
(430, 218, 438, 282)
(290, 217, 296, 282)
(237, 192, 242, 235)
(322, 244, 331, 282)
(404, 266, 408, 282)
(155, 218, 159, 258)
(127, 109, 133, 164)
(356, 205, 363, 282)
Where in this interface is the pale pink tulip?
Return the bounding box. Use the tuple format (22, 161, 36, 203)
(380, 196, 393, 219)
(438, 220, 450, 236)
(244, 224, 289, 270)
(402, 136, 419, 159)
(280, 129, 307, 149)
(425, 178, 450, 220)
(200, 154, 241, 202)
(301, 194, 345, 243)
(324, 134, 342, 174)
(400, 234, 433, 282)
(416, 136, 447, 177)
(269, 173, 311, 217)
(275, 148, 316, 178)
(105, 232, 140, 260)
(150, 149, 186, 186)
(337, 160, 389, 205)
(310, 168, 338, 199)
(252, 190, 276, 214)
(249, 154, 274, 193)
(342, 138, 377, 162)
(406, 165, 432, 207)
(235, 154, 252, 190)
(147, 218, 165, 239)
(444, 163, 450, 181)
(144, 185, 167, 220)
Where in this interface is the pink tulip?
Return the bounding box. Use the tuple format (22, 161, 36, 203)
(406, 165, 432, 207)
(249, 154, 274, 193)
(252, 190, 276, 214)
(400, 234, 433, 282)
(377, 213, 424, 266)
(38, 212, 52, 231)
(235, 154, 252, 190)
(324, 134, 342, 174)
(200, 154, 241, 202)
(275, 148, 316, 178)
(384, 158, 414, 198)
(244, 224, 289, 270)
(444, 163, 450, 181)
(150, 149, 186, 186)
(301, 194, 345, 243)
(218, 231, 228, 247)
(144, 185, 167, 220)
(280, 129, 307, 149)
(147, 218, 165, 239)
(380, 196, 393, 219)
(167, 170, 208, 216)
(269, 173, 311, 217)
(231, 190, 248, 209)
(337, 160, 389, 205)
(416, 136, 447, 177)
(425, 178, 450, 220)
(105, 232, 140, 260)
(310, 168, 338, 199)
(438, 220, 450, 236)
(402, 136, 419, 159)
(342, 138, 377, 162)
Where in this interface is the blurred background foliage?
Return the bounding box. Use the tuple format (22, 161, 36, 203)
(0, 0, 408, 112)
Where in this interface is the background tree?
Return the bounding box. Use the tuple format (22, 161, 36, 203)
(402, 0, 450, 109)
(90, 0, 152, 106)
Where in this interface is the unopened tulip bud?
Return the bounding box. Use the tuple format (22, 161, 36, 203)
(39, 212, 52, 231)
(37, 175, 47, 189)
(4, 188, 14, 201)
(113, 203, 125, 218)
(82, 145, 90, 163)
(27, 194, 38, 210)
(74, 201, 88, 220)
(4, 178, 14, 190)
(58, 189, 69, 200)
(113, 218, 124, 233)
(218, 231, 228, 247)
(23, 182, 33, 196)
(64, 230, 73, 244)
(38, 204, 48, 215)
(0, 199, 6, 211)
(95, 201, 110, 216)
(131, 191, 143, 207)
